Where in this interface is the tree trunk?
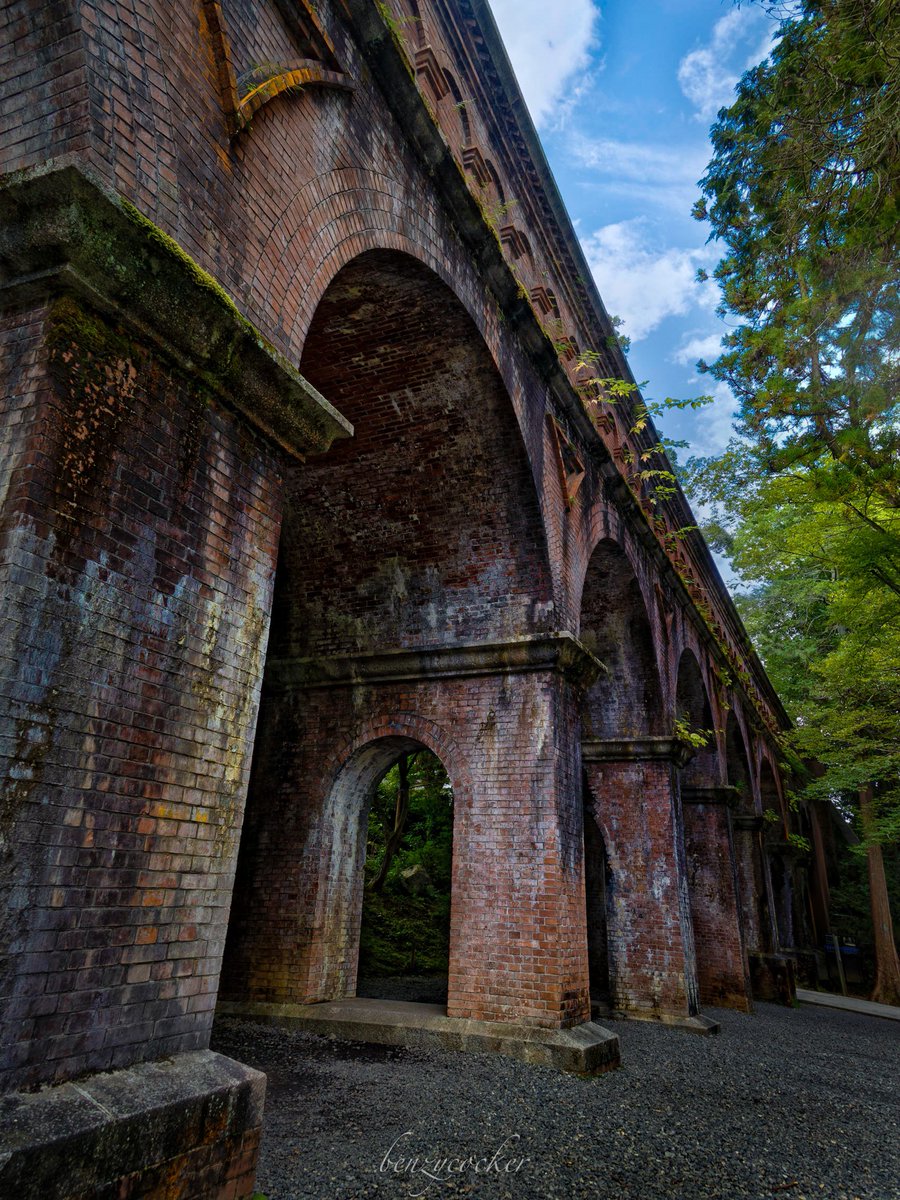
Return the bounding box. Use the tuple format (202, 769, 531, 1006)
(371, 754, 411, 893)
(859, 786, 900, 1006)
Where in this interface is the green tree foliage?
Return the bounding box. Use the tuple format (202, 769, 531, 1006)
(686, 0, 900, 998)
(687, 0, 900, 829)
(692, 0, 899, 505)
(358, 751, 454, 978)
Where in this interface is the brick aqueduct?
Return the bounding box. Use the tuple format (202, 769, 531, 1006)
(0, 0, 809, 1194)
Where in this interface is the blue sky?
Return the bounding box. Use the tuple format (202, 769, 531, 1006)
(487, 0, 781, 459)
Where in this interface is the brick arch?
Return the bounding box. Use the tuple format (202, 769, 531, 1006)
(247, 167, 485, 362)
(320, 711, 474, 810)
(727, 707, 777, 958)
(577, 529, 665, 738)
(724, 706, 756, 811)
(674, 647, 719, 786)
(313, 718, 468, 999)
(269, 247, 555, 657)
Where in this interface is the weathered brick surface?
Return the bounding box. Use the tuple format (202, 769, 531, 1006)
(683, 799, 750, 1011)
(0, 299, 283, 1091)
(0, 0, 796, 1157)
(222, 670, 591, 1029)
(584, 757, 698, 1017)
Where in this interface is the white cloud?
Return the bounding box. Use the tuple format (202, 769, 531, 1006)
(580, 218, 717, 342)
(677, 7, 773, 122)
(487, 0, 600, 127)
(571, 133, 707, 189)
(568, 132, 710, 213)
(690, 381, 737, 455)
(673, 332, 724, 367)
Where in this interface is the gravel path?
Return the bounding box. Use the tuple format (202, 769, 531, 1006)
(211, 990, 900, 1200)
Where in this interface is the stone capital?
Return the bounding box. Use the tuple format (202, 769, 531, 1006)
(581, 736, 694, 768)
(731, 813, 766, 832)
(265, 631, 604, 691)
(681, 785, 741, 809)
(0, 163, 352, 460)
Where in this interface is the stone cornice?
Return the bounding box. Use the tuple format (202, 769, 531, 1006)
(581, 737, 694, 768)
(681, 785, 741, 809)
(263, 632, 603, 691)
(732, 814, 766, 833)
(0, 163, 353, 461)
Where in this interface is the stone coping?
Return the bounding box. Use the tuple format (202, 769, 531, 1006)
(681, 785, 741, 808)
(581, 735, 694, 767)
(590, 999, 720, 1036)
(217, 997, 620, 1075)
(0, 162, 352, 460)
(264, 631, 604, 691)
(0, 1049, 265, 1198)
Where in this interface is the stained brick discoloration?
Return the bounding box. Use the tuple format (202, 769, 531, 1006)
(0, 300, 283, 1092)
(1, 0, 798, 1194)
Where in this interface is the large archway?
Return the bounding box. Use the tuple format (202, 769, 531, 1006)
(219, 249, 566, 1018)
(580, 540, 700, 1020)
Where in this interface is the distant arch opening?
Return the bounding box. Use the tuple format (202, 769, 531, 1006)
(357, 747, 455, 1004)
(579, 539, 663, 738)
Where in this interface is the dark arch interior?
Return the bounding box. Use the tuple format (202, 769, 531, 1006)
(579, 539, 663, 737)
(584, 791, 611, 1001)
(267, 248, 553, 660)
(725, 711, 753, 811)
(675, 650, 718, 786)
(221, 250, 551, 1010)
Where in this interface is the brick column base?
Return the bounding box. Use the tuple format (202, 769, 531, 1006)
(682, 787, 752, 1012)
(0, 1051, 265, 1200)
(583, 738, 700, 1021)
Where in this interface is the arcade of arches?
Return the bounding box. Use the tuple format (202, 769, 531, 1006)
(0, 1, 814, 1195)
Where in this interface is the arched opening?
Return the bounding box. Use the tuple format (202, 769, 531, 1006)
(675, 649, 716, 787)
(357, 747, 455, 1005)
(583, 792, 611, 1002)
(277, 248, 553, 658)
(219, 249, 554, 1015)
(761, 759, 792, 950)
(579, 540, 699, 1017)
(579, 539, 663, 738)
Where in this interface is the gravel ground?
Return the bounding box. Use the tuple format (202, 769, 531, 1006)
(211, 984, 899, 1200)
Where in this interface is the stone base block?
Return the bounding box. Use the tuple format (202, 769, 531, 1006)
(591, 999, 720, 1036)
(0, 1051, 265, 1200)
(218, 997, 621, 1075)
(749, 952, 797, 1006)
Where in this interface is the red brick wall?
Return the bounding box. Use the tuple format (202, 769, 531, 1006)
(222, 672, 591, 1029)
(279, 249, 554, 657)
(683, 800, 750, 1010)
(584, 758, 699, 1017)
(0, 299, 283, 1091)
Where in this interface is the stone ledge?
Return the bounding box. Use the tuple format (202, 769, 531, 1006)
(0, 1050, 265, 1199)
(582, 736, 693, 767)
(217, 997, 621, 1075)
(264, 631, 604, 692)
(591, 999, 720, 1036)
(0, 162, 352, 460)
(681, 785, 741, 808)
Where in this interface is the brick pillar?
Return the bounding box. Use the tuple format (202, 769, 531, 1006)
(222, 634, 598, 1030)
(682, 786, 751, 1011)
(582, 737, 700, 1020)
(0, 167, 350, 1197)
(733, 816, 795, 1003)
